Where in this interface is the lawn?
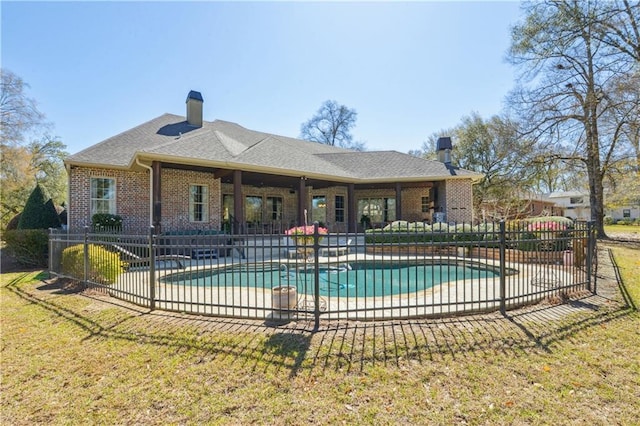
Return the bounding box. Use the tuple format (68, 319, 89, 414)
(605, 224, 640, 239)
(1, 245, 639, 425)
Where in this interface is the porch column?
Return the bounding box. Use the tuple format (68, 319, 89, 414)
(297, 177, 307, 226)
(152, 161, 162, 232)
(233, 170, 243, 233)
(348, 183, 356, 233)
(395, 183, 402, 221)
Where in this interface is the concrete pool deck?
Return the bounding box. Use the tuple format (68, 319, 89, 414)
(113, 247, 588, 321)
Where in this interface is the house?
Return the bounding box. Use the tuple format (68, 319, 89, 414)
(479, 192, 563, 221)
(546, 191, 591, 220)
(65, 91, 482, 233)
(605, 205, 640, 221)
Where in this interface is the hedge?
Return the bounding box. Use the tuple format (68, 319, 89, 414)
(1, 229, 49, 267)
(60, 244, 124, 285)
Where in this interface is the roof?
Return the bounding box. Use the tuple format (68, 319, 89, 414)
(66, 113, 482, 183)
(546, 191, 588, 199)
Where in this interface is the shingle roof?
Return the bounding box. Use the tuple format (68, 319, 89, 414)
(66, 114, 482, 182)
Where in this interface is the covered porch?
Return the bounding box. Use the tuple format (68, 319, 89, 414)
(148, 161, 440, 234)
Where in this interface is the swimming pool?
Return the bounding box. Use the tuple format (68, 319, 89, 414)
(160, 260, 500, 298)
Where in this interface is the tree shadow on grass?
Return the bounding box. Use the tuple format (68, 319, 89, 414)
(4, 258, 634, 379)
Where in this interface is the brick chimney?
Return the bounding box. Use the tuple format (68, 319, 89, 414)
(436, 137, 452, 164)
(186, 90, 203, 127)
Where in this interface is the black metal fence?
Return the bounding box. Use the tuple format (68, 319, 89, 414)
(49, 221, 596, 329)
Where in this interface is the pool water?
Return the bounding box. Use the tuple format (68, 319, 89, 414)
(161, 261, 499, 298)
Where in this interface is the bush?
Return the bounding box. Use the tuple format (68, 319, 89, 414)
(5, 213, 21, 231)
(1, 229, 49, 267)
(91, 214, 123, 232)
(473, 223, 500, 242)
(617, 219, 633, 226)
(61, 244, 124, 284)
(364, 221, 464, 244)
(604, 216, 616, 225)
(18, 185, 61, 230)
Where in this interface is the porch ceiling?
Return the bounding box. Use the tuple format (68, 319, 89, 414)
(160, 162, 434, 190)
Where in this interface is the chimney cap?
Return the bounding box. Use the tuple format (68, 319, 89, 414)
(186, 90, 203, 103)
(436, 137, 452, 151)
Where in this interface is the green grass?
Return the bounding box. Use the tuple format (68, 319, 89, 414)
(605, 224, 640, 237)
(607, 244, 640, 310)
(2, 263, 640, 425)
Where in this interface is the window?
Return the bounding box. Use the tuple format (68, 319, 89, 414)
(312, 196, 326, 224)
(623, 209, 631, 218)
(421, 196, 430, 213)
(570, 197, 584, 205)
(267, 196, 283, 221)
(222, 194, 234, 220)
(189, 184, 209, 222)
(335, 195, 345, 223)
(358, 198, 396, 223)
(245, 196, 263, 225)
(90, 177, 116, 215)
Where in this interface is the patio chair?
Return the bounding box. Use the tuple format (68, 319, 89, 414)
(319, 238, 353, 257)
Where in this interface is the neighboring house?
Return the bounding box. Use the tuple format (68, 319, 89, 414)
(479, 193, 563, 221)
(65, 91, 482, 233)
(605, 205, 640, 221)
(546, 191, 591, 220)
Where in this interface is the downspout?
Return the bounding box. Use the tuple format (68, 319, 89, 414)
(135, 158, 154, 228)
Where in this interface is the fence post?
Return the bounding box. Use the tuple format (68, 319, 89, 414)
(313, 221, 321, 332)
(499, 221, 506, 315)
(48, 228, 53, 279)
(149, 226, 156, 310)
(586, 221, 594, 293)
(83, 226, 89, 286)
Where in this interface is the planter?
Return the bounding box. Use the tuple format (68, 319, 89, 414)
(365, 244, 457, 256)
(563, 250, 574, 266)
(469, 247, 565, 264)
(272, 286, 297, 310)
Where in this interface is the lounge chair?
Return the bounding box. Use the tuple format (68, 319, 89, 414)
(319, 238, 353, 257)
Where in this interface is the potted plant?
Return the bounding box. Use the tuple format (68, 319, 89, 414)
(285, 225, 328, 245)
(284, 224, 328, 260)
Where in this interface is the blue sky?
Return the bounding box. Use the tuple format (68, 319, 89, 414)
(2, 1, 522, 155)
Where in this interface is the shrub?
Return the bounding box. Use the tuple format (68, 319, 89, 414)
(60, 244, 124, 284)
(604, 216, 615, 225)
(1, 229, 49, 267)
(617, 219, 633, 226)
(18, 185, 61, 230)
(452, 223, 481, 242)
(58, 209, 67, 227)
(5, 213, 21, 231)
(473, 222, 500, 241)
(364, 221, 458, 244)
(91, 214, 123, 232)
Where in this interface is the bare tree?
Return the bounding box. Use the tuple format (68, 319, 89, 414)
(0, 69, 67, 229)
(300, 100, 365, 150)
(452, 113, 540, 215)
(1, 69, 46, 146)
(507, 0, 638, 237)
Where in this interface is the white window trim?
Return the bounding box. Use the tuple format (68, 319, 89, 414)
(90, 177, 117, 216)
(189, 183, 209, 223)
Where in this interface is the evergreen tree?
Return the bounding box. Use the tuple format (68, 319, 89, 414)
(17, 184, 60, 229)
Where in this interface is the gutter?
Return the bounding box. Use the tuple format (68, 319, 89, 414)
(135, 158, 154, 228)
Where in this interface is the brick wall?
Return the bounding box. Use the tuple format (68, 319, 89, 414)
(68, 166, 149, 231)
(70, 165, 475, 231)
(161, 169, 221, 231)
(443, 179, 474, 223)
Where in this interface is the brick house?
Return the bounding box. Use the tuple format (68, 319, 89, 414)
(65, 91, 482, 233)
